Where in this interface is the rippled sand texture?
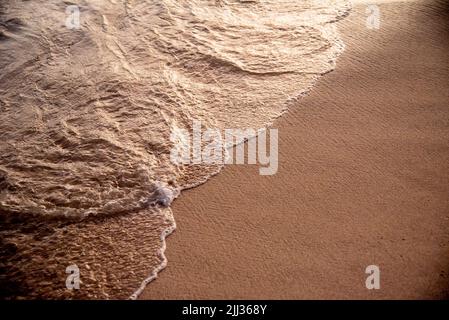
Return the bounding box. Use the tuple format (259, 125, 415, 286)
(0, 0, 350, 298)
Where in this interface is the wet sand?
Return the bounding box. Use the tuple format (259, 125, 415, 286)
(141, 0, 449, 299)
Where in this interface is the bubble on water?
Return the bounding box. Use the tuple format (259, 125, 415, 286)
(147, 183, 179, 208)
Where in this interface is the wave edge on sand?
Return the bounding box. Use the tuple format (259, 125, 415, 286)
(0, 0, 351, 299)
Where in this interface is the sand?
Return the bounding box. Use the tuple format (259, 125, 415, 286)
(140, 0, 449, 299)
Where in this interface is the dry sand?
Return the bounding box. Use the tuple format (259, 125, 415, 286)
(141, 0, 449, 299)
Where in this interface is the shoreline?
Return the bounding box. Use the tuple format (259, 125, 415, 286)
(140, 0, 449, 299)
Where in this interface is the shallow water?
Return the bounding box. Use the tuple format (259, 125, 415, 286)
(0, 0, 350, 299)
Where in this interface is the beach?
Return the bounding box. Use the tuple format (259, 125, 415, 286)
(141, 0, 449, 299)
(1, 0, 353, 299)
(0, 0, 448, 300)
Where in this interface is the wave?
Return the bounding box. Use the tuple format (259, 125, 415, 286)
(0, 0, 351, 299)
